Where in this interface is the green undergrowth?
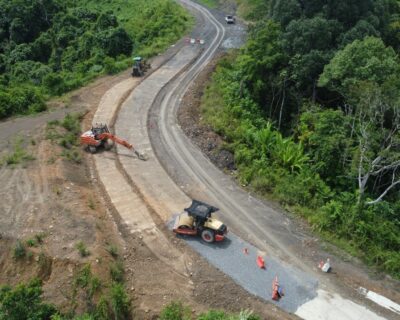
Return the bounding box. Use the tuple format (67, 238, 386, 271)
(1, 137, 36, 167)
(0, 264, 131, 320)
(235, 0, 269, 21)
(201, 54, 400, 279)
(46, 112, 84, 163)
(0, 0, 193, 119)
(196, 0, 219, 9)
(160, 301, 260, 320)
(81, 0, 194, 57)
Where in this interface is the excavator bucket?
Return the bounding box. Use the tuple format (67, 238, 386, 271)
(133, 149, 148, 161)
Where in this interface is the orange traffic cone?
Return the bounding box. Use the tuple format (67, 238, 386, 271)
(272, 276, 280, 301)
(257, 256, 265, 269)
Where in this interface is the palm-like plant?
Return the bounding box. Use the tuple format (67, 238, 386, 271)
(272, 135, 309, 172)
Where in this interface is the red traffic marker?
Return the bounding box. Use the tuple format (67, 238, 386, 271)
(257, 256, 265, 269)
(272, 276, 280, 300)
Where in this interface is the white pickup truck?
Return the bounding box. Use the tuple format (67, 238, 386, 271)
(225, 15, 235, 24)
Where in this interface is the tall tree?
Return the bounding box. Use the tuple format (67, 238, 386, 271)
(319, 37, 400, 204)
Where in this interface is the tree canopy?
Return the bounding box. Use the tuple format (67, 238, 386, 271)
(202, 0, 400, 277)
(0, 0, 191, 119)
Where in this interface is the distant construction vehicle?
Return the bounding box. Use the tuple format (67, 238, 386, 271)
(80, 123, 147, 160)
(173, 200, 228, 243)
(131, 56, 150, 77)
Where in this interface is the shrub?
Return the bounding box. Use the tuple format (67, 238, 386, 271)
(109, 283, 130, 320)
(3, 139, 36, 166)
(0, 278, 57, 319)
(61, 113, 82, 135)
(104, 56, 118, 74)
(88, 197, 96, 210)
(75, 264, 93, 288)
(95, 295, 110, 320)
(96, 27, 133, 57)
(76, 241, 90, 257)
(106, 244, 119, 258)
(159, 301, 191, 320)
(26, 239, 37, 247)
(61, 148, 82, 164)
(273, 168, 332, 208)
(34, 233, 46, 244)
(198, 310, 227, 320)
(43, 73, 66, 95)
(13, 241, 26, 259)
(0, 85, 46, 119)
(110, 261, 124, 283)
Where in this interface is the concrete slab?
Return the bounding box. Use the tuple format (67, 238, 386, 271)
(115, 46, 201, 221)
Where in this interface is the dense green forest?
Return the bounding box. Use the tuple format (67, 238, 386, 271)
(203, 0, 400, 277)
(0, 0, 191, 119)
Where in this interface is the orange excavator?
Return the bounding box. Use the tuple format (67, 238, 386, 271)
(80, 123, 148, 160)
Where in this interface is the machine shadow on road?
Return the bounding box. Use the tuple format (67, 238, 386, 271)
(92, 148, 144, 160)
(177, 234, 233, 249)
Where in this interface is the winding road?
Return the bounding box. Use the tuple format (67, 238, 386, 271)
(92, 1, 399, 319)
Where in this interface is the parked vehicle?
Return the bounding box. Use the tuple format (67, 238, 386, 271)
(225, 15, 235, 24)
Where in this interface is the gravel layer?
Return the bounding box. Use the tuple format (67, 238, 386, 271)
(168, 217, 318, 313)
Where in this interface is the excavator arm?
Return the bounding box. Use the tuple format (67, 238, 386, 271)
(98, 132, 133, 150)
(98, 132, 148, 160)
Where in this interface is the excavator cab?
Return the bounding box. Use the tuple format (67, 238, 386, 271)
(91, 124, 110, 138)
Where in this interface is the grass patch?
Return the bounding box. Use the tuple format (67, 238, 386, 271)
(2, 138, 35, 167)
(53, 186, 62, 196)
(110, 261, 124, 283)
(46, 113, 84, 163)
(235, 0, 269, 21)
(197, 0, 219, 9)
(37, 251, 49, 269)
(26, 239, 37, 247)
(109, 283, 131, 320)
(76, 241, 90, 257)
(13, 240, 26, 259)
(159, 301, 191, 320)
(106, 244, 119, 258)
(88, 197, 96, 210)
(61, 148, 82, 164)
(34, 233, 46, 244)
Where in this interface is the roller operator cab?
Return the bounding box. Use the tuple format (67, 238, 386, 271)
(173, 200, 228, 243)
